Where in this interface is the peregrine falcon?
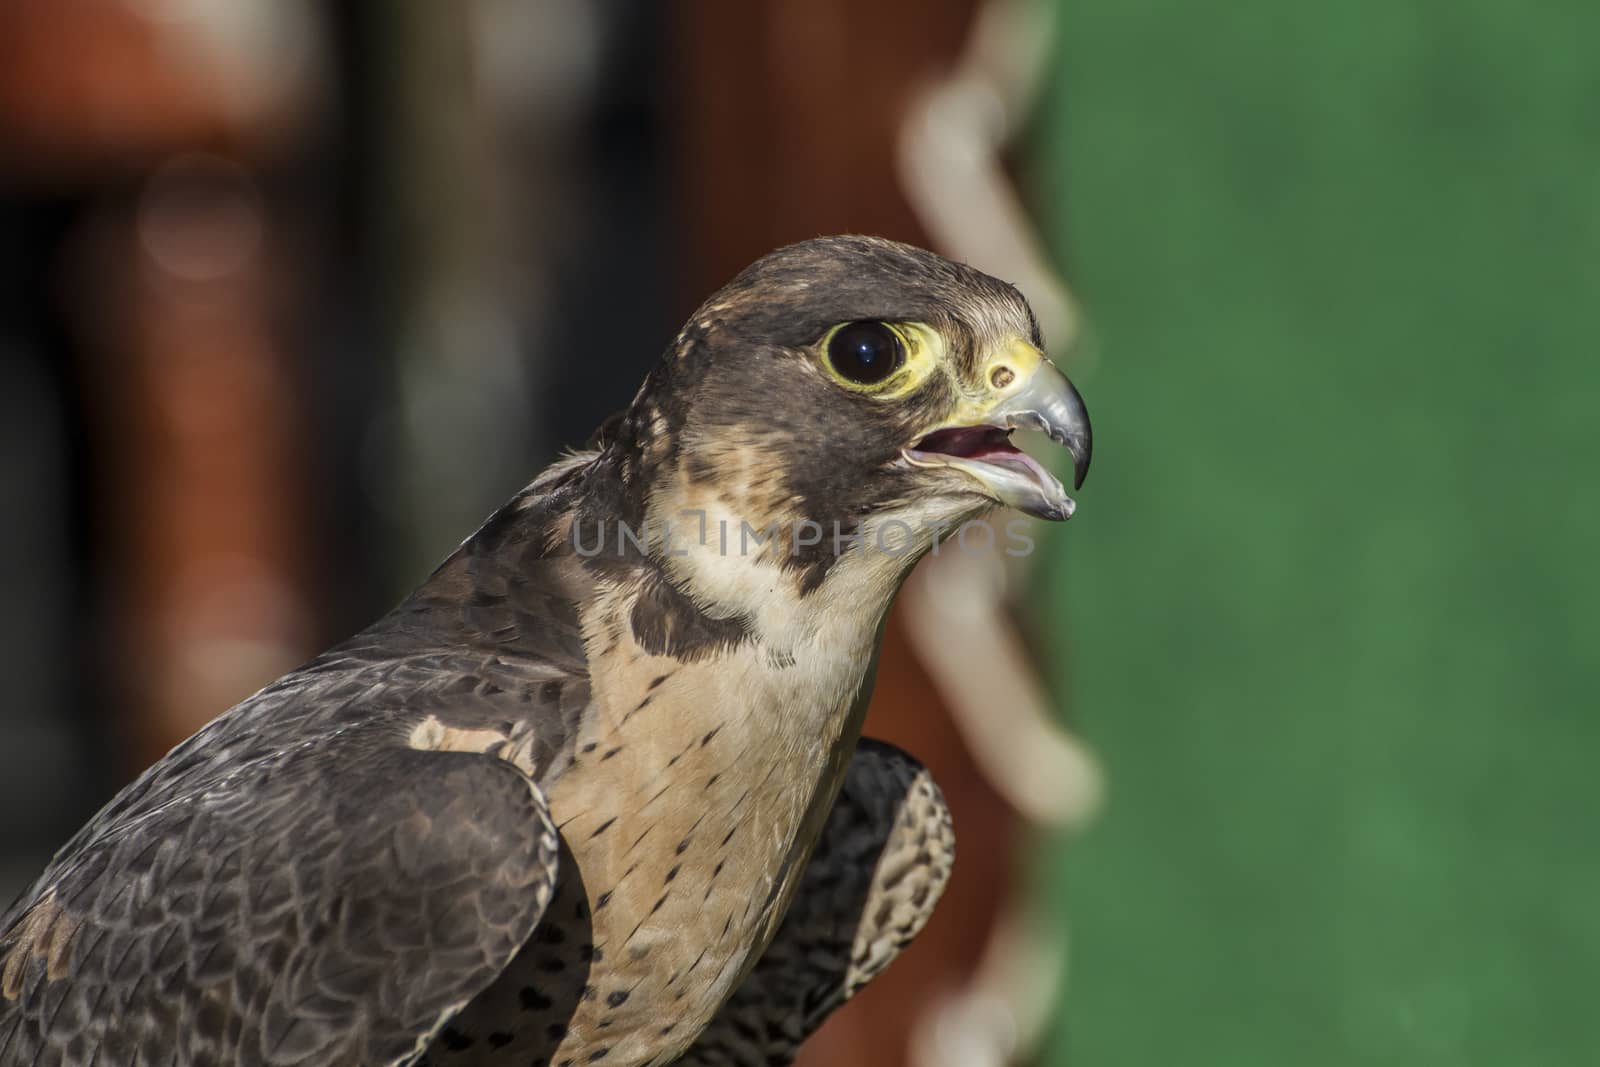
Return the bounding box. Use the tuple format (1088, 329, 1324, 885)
(0, 236, 1091, 1066)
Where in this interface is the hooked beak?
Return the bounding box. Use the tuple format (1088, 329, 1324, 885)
(903, 340, 1093, 521)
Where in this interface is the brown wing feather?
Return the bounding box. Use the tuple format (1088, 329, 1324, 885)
(0, 469, 603, 1066)
(0, 732, 559, 1066)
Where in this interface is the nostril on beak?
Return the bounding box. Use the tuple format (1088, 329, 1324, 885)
(990, 365, 1016, 389)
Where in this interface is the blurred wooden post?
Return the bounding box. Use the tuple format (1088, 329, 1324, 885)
(0, 0, 325, 772)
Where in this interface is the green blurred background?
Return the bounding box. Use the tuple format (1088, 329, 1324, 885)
(1036, 1, 1599, 1062)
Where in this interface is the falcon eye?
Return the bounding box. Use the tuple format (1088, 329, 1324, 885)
(825, 321, 905, 387)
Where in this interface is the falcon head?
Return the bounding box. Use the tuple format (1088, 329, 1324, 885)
(594, 235, 1091, 597)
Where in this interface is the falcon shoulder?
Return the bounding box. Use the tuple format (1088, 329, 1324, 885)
(0, 707, 560, 1066)
(0, 476, 598, 1067)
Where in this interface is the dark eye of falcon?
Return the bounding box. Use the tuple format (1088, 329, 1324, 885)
(826, 321, 904, 386)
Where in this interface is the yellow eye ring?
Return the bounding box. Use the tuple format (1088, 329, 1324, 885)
(817, 320, 942, 398)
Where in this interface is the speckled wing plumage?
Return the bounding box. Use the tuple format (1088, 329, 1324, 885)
(675, 740, 955, 1067)
(0, 706, 562, 1066)
(0, 484, 592, 1066)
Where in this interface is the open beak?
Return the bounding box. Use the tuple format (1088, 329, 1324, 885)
(902, 343, 1092, 521)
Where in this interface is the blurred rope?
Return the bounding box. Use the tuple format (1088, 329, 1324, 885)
(895, 1, 1099, 1064)
(898, 0, 1086, 365)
